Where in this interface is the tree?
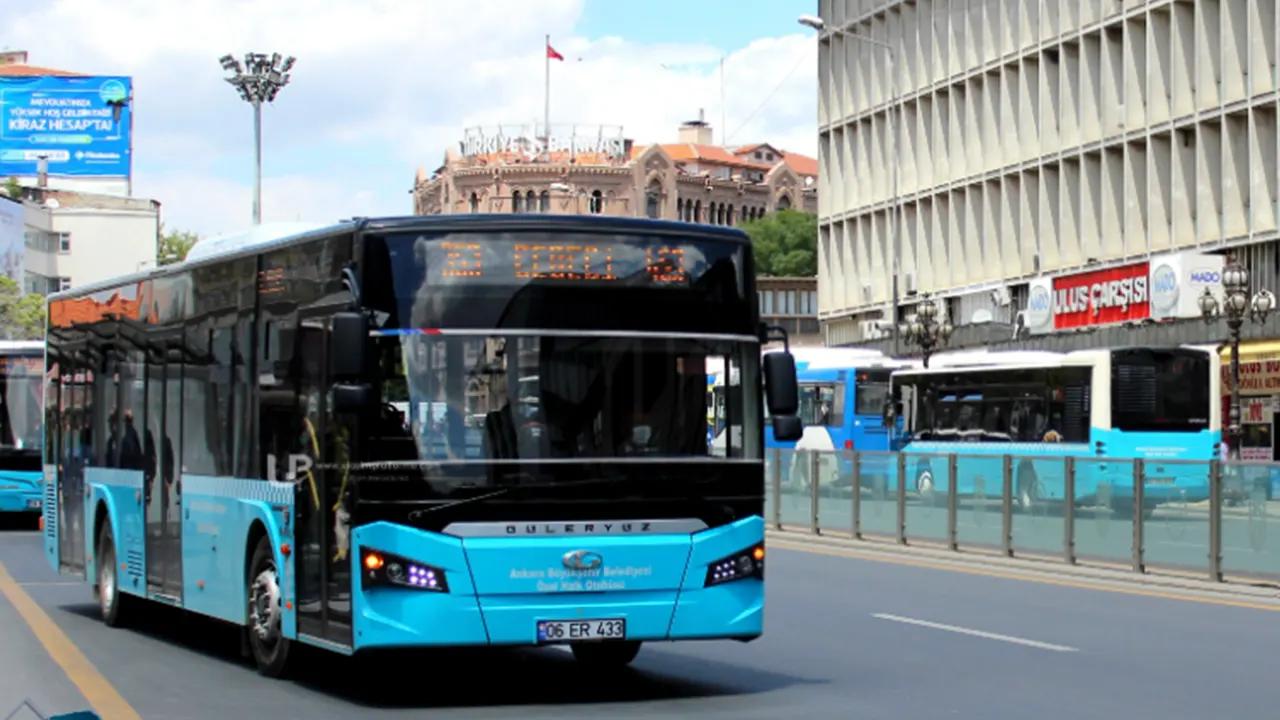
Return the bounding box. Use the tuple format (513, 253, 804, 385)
(741, 209, 818, 277)
(0, 277, 45, 340)
(158, 225, 199, 265)
(3, 177, 22, 201)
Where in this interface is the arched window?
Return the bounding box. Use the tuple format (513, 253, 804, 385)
(469, 193, 479, 213)
(511, 190, 522, 213)
(539, 190, 550, 213)
(727, 205, 735, 225)
(589, 190, 603, 214)
(717, 204, 726, 225)
(676, 198, 684, 221)
(694, 199, 702, 223)
(777, 194, 792, 210)
(645, 181, 662, 219)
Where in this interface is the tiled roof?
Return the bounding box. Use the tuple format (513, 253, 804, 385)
(0, 63, 83, 77)
(782, 151, 818, 177)
(659, 144, 773, 171)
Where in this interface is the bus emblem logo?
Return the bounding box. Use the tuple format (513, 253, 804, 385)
(562, 550, 603, 571)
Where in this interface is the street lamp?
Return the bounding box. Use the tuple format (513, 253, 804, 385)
(799, 14, 903, 348)
(219, 52, 296, 225)
(1199, 256, 1275, 459)
(900, 295, 952, 368)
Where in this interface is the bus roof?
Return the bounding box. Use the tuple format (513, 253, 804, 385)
(0, 340, 42, 353)
(50, 214, 752, 301)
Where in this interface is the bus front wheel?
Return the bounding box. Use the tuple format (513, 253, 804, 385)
(96, 522, 132, 627)
(247, 535, 292, 677)
(570, 640, 642, 668)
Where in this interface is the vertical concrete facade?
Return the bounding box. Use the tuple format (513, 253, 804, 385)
(816, 0, 1280, 347)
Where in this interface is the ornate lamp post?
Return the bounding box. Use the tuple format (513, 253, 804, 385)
(900, 295, 952, 368)
(1199, 257, 1275, 459)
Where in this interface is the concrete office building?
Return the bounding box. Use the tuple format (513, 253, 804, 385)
(3, 187, 159, 294)
(814, 0, 1280, 349)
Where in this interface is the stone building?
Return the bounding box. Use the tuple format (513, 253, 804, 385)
(412, 114, 817, 225)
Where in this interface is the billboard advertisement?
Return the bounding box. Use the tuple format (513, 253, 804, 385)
(0, 75, 132, 178)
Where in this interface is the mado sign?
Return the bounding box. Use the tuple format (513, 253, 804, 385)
(0, 75, 132, 177)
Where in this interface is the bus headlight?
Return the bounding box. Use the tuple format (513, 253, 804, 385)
(704, 544, 765, 587)
(361, 549, 449, 592)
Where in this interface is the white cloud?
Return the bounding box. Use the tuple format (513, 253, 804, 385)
(6, 1, 816, 237)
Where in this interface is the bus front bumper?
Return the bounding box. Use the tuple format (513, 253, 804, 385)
(348, 517, 765, 651)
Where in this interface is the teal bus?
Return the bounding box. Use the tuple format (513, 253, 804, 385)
(0, 341, 43, 515)
(42, 215, 801, 676)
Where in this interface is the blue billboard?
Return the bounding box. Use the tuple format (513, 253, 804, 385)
(0, 75, 131, 178)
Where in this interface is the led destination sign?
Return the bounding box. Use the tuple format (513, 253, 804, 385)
(424, 238, 716, 286)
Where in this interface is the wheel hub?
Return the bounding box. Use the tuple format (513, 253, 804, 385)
(249, 565, 281, 643)
(99, 557, 115, 612)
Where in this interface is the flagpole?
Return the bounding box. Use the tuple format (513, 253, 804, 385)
(544, 34, 551, 160)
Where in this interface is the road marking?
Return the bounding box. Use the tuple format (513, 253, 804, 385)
(19, 581, 83, 587)
(0, 561, 141, 720)
(872, 613, 1078, 653)
(768, 538, 1280, 613)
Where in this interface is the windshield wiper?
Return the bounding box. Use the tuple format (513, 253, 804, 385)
(404, 475, 631, 519)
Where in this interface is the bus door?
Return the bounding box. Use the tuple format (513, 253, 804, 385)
(144, 343, 184, 600)
(290, 315, 353, 647)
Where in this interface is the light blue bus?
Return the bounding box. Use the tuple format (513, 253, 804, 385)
(890, 346, 1221, 513)
(42, 215, 801, 676)
(0, 341, 43, 515)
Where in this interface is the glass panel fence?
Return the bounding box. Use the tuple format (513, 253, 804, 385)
(815, 450, 853, 534)
(1141, 459, 1211, 575)
(1221, 462, 1280, 581)
(903, 452, 950, 544)
(1011, 456, 1068, 558)
(777, 448, 810, 529)
(1073, 458, 1134, 567)
(858, 451, 898, 538)
(954, 454, 1004, 550)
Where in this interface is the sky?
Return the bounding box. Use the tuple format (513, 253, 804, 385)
(2, 0, 817, 238)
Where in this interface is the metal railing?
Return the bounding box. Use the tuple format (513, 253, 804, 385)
(764, 448, 1280, 583)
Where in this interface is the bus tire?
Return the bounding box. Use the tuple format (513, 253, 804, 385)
(1016, 463, 1039, 511)
(96, 522, 131, 627)
(246, 535, 292, 678)
(915, 465, 936, 502)
(570, 640, 642, 669)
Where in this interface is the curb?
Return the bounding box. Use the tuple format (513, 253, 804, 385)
(766, 528, 1280, 604)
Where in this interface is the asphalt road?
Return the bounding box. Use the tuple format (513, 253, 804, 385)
(0, 521, 1275, 719)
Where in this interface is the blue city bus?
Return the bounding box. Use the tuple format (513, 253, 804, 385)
(42, 215, 800, 676)
(890, 346, 1221, 512)
(763, 347, 914, 490)
(0, 341, 44, 515)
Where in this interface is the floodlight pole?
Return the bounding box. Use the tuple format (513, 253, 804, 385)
(253, 99, 262, 225)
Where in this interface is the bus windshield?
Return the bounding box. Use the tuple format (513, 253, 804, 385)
(376, 333, 761, 462)
(0, 355, 41, 452)
(1111, 348, 1209, 432)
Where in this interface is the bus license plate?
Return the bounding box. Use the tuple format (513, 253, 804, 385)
(537, 618, 625, 643)
(26, 499, 40, 509)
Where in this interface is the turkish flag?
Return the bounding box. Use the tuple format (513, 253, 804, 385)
(547, 43, 564, 61)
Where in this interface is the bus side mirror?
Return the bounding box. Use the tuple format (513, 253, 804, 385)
(763, 352, 798, 416)
(772, 415, 803, 442)
(764, 351, 801, 441)
(332, 383, 374, 413)
(330, 312, 367, 380)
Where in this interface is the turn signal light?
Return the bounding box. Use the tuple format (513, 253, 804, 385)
(705, 543, 766, 587)
(361, 548, 449, 593)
